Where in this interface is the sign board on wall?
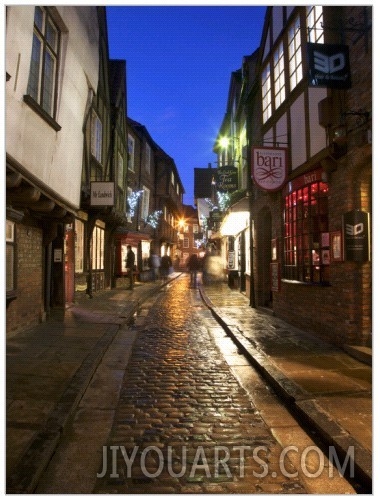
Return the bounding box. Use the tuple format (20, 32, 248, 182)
(270, 262, 280, 292)
(90, 182, 115, 206)
(343, 210, 370, 262)
(251, 147, 288, 192)
(228, 251, 235, 269)
(307, 43, 351, 89)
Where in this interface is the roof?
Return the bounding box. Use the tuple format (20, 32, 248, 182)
(194, 167, 217, 199)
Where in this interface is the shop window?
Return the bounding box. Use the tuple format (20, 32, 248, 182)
(74, 219, 84, 273)
(284, 180, 329, 283)
(91, 225, 104, 270)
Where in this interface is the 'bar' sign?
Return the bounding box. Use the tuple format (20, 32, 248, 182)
(251, 146, 288, 192)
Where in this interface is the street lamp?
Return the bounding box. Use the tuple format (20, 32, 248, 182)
(219, 136, 230, 149)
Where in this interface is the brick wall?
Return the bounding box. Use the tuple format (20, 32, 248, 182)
(6, 224, 44, 337)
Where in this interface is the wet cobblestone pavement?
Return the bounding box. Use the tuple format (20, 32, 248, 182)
(94, 278, 306, 494)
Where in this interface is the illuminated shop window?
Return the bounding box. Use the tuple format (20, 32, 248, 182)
(74, 219, 84, 273)
(283, 179, 329, 283)
(91, 225, 104, 270)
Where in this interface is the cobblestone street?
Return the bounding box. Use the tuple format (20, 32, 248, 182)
(93, 277, 306, 494)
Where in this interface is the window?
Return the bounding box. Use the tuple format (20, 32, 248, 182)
(117, 151, 124, 188)
(274, 42, 286, 109)
(307, 6, 324, 43)
(262, 62, 272, 123)
(128, 134, 135, 171)
(91, 225, 104, 270)
(27, 7, 60, 117)
(283, 177, 329, 283)
(140, 186, 150, 221)
(145, 143, 151, 173)
(183, 237, 189, 249)
(126, 187, 133, 222)
(6, 220, 15, 292)
(171, 171, 175, 185)
(91, 110, 102, 163)
(288, 16, 303, 91)
(74, 219, 84, 273)
(193, 224, 199, 234)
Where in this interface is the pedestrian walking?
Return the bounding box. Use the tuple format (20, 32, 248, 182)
(200, 251, 210, 285)
(149, 251, 161, 282)
(187, 253, 199, 287)
(125, 245, 135, 290)
(160, 253, 172, 283)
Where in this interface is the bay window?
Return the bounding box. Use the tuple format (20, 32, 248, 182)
(284, 174, 329, 284)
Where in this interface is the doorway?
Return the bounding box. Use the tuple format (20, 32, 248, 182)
(256, 207, 272, 307)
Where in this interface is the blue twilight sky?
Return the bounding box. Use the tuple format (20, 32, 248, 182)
(106, 5, 267, 206)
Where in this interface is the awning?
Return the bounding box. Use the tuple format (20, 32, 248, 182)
(220, 197, 250, 236)
(116, 231, 152, 245)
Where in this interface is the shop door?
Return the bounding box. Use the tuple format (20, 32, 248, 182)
(257, 207, 272, 307)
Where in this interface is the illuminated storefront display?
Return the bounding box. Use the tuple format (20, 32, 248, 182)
(283, 169, 329, 284)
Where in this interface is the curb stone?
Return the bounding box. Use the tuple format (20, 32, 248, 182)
(198, 285, 372, 492)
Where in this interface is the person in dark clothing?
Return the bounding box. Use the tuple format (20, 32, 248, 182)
(187, 253, 199, 287)
(160, 253, 172, 283)
(125, 245, 135, 290)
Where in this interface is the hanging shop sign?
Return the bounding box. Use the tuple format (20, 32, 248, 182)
(90, 182, 115, 206)
(209, 209, 221, 222)
(343, 210, 370, 262)
(307, 43, 351, 89)
(216, 166, 238, 192)
(251, 146, 288, 192)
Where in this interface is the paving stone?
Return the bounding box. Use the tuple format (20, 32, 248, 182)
(93, 278, 307, 494)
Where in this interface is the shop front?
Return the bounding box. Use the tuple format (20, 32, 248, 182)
(115, 230, 152, 280)
(220, 198, 250, 292)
